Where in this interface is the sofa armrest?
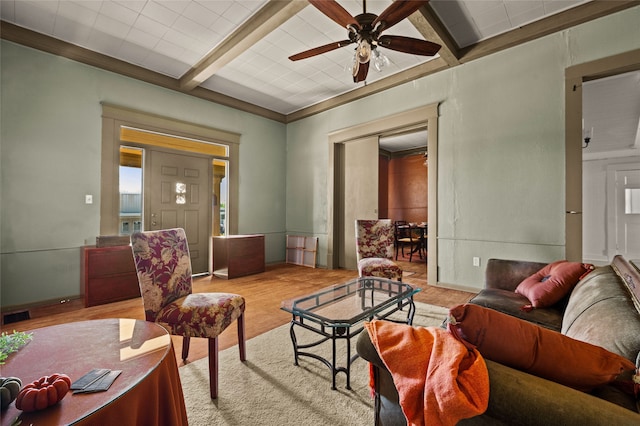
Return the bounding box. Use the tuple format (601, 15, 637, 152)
(470, 359, 640, 425)
(484, 258, 547, 291)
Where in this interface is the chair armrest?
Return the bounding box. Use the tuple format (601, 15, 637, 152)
(484, 259, 547, 291)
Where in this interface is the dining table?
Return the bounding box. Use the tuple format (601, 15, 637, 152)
(398, 222, 427, 259)
(0, 318, 188, 426)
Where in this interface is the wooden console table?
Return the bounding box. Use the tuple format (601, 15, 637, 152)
(212, 234, 265, 279)
(81, 245, 140, 307)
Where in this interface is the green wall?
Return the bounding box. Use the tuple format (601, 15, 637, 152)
(0, 42, 286, 307)
(286, 6, 640, 291)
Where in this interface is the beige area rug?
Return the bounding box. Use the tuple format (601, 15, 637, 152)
(179, 302, 449, 426)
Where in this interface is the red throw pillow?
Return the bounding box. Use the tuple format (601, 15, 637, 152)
(515, 260, 594, 308)
(448, 304, 635, 392)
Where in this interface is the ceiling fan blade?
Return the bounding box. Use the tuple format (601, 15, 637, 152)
(309, 0, 359, 30)
(289, 39, 354, 61)
(373, 0, 428, 32)
(377, 35, 441, 56)
(353, 60, 370, 83)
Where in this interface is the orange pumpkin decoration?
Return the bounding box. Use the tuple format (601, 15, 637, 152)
(15, 373, 71, 412)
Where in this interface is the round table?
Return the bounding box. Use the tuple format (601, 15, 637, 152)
(0, 318, 187, 425)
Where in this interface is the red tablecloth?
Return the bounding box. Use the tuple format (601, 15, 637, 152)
(1, 319, 188, 426)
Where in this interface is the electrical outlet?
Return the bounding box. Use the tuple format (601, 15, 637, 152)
(85, 194, 93, 204)
(473, 257, 481, 267)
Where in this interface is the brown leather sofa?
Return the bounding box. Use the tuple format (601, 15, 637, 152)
(357, 255, 640, 425)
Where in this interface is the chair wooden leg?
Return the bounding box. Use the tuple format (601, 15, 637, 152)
(209, 337, 219, 399)
(182, 336, 190, 361)
(237, 312, 246, 362)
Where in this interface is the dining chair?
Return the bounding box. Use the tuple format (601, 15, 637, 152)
(130, 228, 246, 399)
(394, 221, 418, 262)
(355, 219, 403, 281)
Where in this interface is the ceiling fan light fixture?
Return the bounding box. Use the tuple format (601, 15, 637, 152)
(357, 39, 372, 64)
(372, 48, 390, 72)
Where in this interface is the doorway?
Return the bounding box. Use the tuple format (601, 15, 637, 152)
(100, 105, 241, 272)
(565, 49, 640, 261)
(327, 103, 440, 284)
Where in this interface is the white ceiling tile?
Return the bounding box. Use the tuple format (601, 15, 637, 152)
(100, 0, 139, 25)
(156, 0, 190, 15)
(195, 0, 235, 16)
(210, 15, 235, 35)
(506, 2, 546, 27)
(74, 0, 104, 13)
(52, 14, 92, 44)
(463, 0, 504, 15)
(132, 14, 169, 38)
(0, 1, 16, 22)
(154, 37, 185, 58)
(478, 19, 512, 40)
(173, 15, 218, 44)
(113, 0, 146, 14)
(221, 1, 253, 24)
(182, 1, 220, 28)
(142, 51, 189, 77)
(86, 30, 124, 56)
(140, 1, 179, 27)
(162, 27, 203, 52)
(94, 13, 131, 38)
(118, 39, 151, 64)
(13, 1, 57, 33)
(543, 0, 586, 15)
(471, 3, 509, 31)
(57, 1, 98, 24)
(126, 26, 160, 49)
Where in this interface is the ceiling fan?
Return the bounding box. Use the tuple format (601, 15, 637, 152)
(289, 0, 441, 83)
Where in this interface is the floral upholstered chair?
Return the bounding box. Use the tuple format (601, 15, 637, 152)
(355, 219, 403, 281)
(130, 228, 246, 399)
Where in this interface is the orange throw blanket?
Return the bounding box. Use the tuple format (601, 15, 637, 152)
(365, 320, 489, 426)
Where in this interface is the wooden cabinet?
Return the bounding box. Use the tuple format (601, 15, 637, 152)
(212, 234, 265, 279)
(286, 235, 318, 268)
(82, 245, 140, 307)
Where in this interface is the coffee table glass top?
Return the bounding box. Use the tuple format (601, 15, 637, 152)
(281, 277, 420, 327)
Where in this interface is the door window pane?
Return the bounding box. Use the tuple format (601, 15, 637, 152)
(625, 188, 640, 214)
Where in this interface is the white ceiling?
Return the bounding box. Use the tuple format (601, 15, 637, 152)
(1, 0, 637, 153)
(1, 0, 593, 115)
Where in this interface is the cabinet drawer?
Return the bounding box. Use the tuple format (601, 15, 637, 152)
(85, 273, 140, 307)
(86, 247, 135, 277)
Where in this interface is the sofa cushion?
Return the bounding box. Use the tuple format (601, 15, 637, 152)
(468, 288, 563, 331)
(515, 260, 594, 308)
(448, 304, 636, 392)
(562, 265, 640, 362)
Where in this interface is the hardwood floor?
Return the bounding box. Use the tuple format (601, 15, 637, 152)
(1, 259, 474, 367)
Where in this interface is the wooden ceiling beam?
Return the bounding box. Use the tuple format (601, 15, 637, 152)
(409, 4, 461, 67)
(179, 0, 309, 91)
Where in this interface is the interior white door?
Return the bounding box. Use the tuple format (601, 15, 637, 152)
(342, 136, 379, 270)
(147, 149, 211, 273)
(609, 167, 640, 260)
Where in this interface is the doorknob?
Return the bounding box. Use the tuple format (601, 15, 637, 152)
(566, 211, 582, 214)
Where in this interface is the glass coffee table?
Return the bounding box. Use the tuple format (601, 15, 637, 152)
(281, 277, 420, 390)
